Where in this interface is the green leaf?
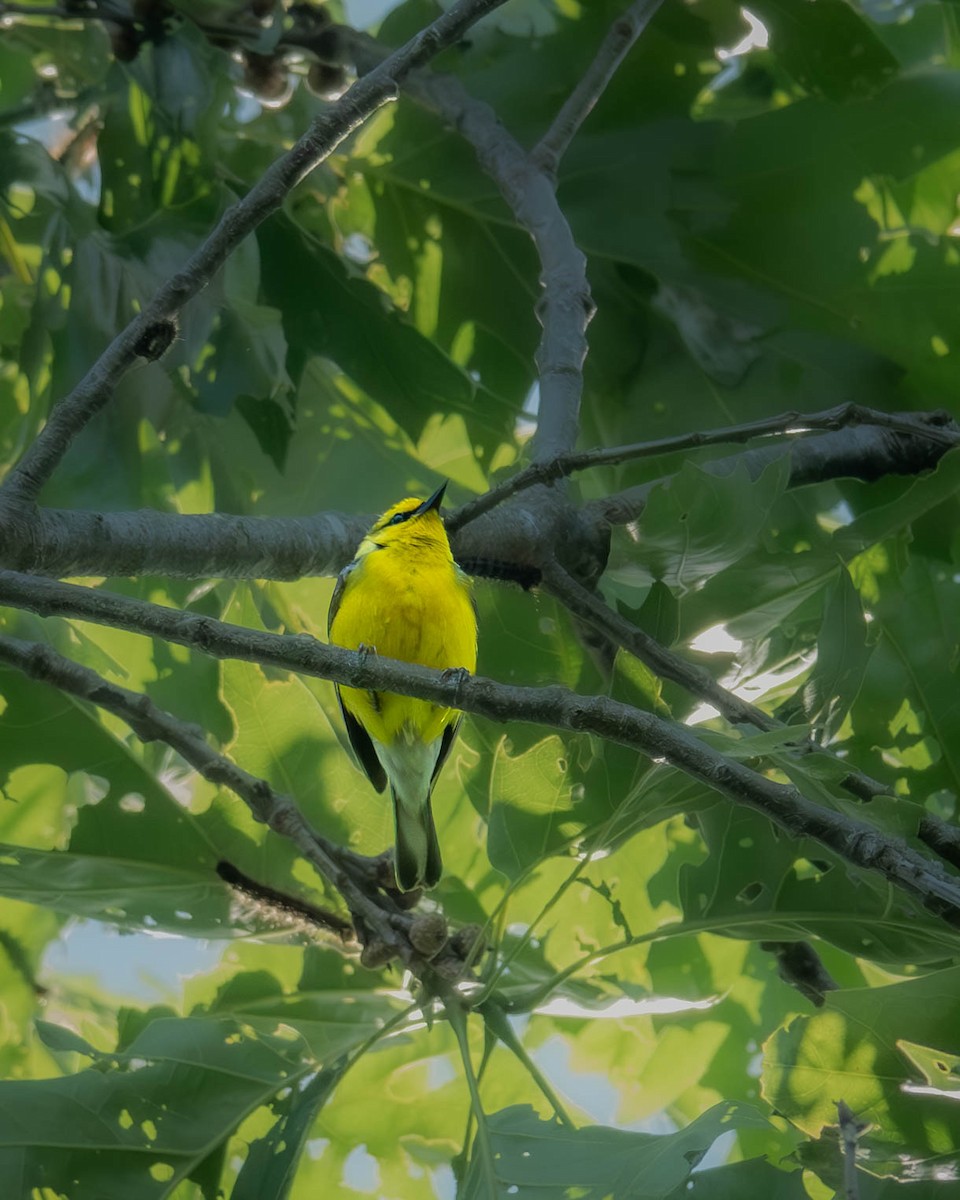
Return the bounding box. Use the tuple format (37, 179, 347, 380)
(847, 554, 960, 800)
(629, 580, 680, 648)
(258, 217, 508, 456)
(663, 1158, 808, 1199)
(201, 965, 410, 1060)
(676, 550, 838, 644)
(463, 1101, 771, 1199)
(485, 735, 580, 880)
(897, 1039, 960, 1101)
(763, 966, 960, 1180)
(790, 566, 872, 738)
(34, 1019, 99, 1058)
(679, 805, 960, 964)
(747, 0, 897, 101)
(633, 457, 791, 591)
(834, 447, 960, 560)
(0, 1016, 312, 1200)
(231, 1062, 347, 1200)
(0, 843, 233, 936)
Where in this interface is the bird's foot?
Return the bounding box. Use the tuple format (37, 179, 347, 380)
(440, 665, 471, 705)
(357, 642, 378, 666)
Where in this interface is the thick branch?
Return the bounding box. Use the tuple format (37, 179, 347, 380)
(591, 421, 956, 525)
(3, 571, 960, 924)
(532, 0, 664, 178)
(3, 410, 951, 581)
(346, 32, 591, 466)
(0, 503, 541, 582)
(0, 0, 509, 510)
(0, 506, 367, 580)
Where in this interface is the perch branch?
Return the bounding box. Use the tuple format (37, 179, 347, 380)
(532, 0, 665, 178)
(2, 411, 952, 580)
(3, 570, 960, 926)
(0, 0, 510, 511)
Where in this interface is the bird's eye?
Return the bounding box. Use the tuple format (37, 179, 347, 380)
(388, 511, 409, 527)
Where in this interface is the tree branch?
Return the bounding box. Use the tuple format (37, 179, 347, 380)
(446, 405, 959, 534)
(215, 859, 354, 939)
(0, 0, 510, 511)
(836, 1100, 868, 1200)
(540, 556, 779, 730)
(0, 502, 544, 583)
(531, 0, 664, 178)
(2, 409, 946, 581)
(0, 631, 480, 977)
(345, 30, 592, 467)
(0, 506, 367, 580)
(541, 557, 960, 868)
(3, 570, 960, 925)
(590, 420, 955, 526)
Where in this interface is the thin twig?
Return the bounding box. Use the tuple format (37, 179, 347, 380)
(447, 404, 959, 534)
(590, 418, 956, 526)
(837, 1100, 868, 1199)
(0, 0, 510, 510)
(761, 940, 839, 1008)
(215, 859, 354, 938)
(3, 571, 960, 924)
(532, 0, 664, 178)
(540, 557, 778, 730)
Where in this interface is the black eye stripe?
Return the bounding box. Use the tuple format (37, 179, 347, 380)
(386, 509, 414, 527)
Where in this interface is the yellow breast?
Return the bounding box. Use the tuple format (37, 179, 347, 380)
(330, 545, 477, 746)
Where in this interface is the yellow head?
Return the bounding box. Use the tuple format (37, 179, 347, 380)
(357, 482, 452, 558)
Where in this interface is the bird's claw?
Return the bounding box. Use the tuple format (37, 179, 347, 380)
(440, 665, 471, 704)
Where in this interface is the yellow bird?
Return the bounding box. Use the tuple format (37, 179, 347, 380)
(328, 482, 477, 891)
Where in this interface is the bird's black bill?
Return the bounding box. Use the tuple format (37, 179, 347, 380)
(415, 480, 447, 517)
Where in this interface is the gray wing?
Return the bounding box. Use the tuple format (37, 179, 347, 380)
(328, 562, 388, 794)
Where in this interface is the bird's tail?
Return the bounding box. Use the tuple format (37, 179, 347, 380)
(392, 789, 442, 892)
